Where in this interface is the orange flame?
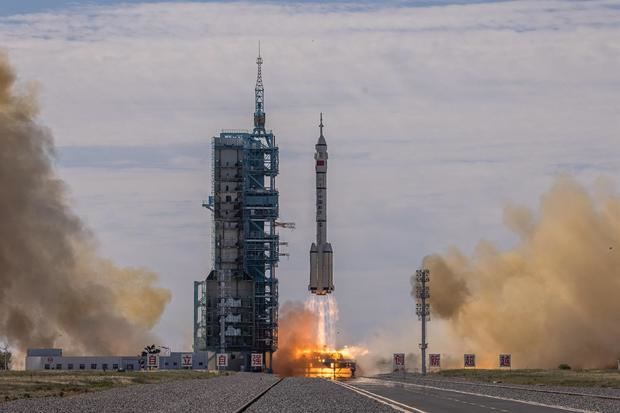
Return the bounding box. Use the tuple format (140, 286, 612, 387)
(274, 301, 365, 379)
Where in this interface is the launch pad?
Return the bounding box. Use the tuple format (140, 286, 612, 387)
(299, 349, 357, 380)
(282, 341, 357, 380)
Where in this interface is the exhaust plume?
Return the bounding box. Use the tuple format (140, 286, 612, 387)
(0, 53, 171, 358)
(304, 295, 339, 350)
(417, 176, 620, 368)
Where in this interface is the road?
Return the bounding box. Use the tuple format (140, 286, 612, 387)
(0, 373, 612, 412)
(336, 377, 596, 413)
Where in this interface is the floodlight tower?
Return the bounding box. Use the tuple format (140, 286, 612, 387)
(415, 269, 430, 375)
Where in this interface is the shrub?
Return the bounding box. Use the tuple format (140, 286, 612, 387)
(558, 364, 571, 370)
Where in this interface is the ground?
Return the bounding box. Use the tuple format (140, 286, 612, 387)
(435, 369, 620, 388)
(0, 373, 393, 413)
(0, 370, 218, 402)
(2, 370, 620, 412)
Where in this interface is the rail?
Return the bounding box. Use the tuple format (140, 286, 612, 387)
(233, 377, 284, 413)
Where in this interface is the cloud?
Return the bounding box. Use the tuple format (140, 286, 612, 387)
(0, 0, 618, 353)
(57, 143, 208, 169)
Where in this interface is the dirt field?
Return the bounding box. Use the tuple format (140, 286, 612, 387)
(436, 368, 620, 388)
(0, 370, 220, 402)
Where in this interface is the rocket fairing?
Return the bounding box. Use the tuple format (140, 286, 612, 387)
(309, 113, 334, 295)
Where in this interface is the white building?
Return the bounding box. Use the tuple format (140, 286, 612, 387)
(25, 348, 215, 371)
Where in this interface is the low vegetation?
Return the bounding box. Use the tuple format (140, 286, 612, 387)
(435, 369, 620, 389)
(0, 370, 220, 402)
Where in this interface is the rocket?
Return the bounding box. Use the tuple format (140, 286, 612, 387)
(309, 113, 334, 295)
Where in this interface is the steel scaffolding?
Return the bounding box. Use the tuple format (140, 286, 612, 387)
(194, 49, 280, 371)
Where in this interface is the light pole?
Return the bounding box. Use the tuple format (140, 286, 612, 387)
(415, 269, 430, 376)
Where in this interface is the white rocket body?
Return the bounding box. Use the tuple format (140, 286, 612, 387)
(309, 114, 334, 295)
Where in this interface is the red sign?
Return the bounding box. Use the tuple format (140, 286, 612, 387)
(251, 353, 263, 368)
(393, 353, 405, 372)
(464, 354, 476, 368)
(182, 354, 193, 368)
(147, 354, 159, 369)
(316, 160, 325, 166)
(499, 354, 511, 368)
(429, 354, 441, 368)
(216, 353, 228, 368)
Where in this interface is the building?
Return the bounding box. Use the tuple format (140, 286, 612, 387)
(25, 348, 215, 371)
(193, 49, 280, 371)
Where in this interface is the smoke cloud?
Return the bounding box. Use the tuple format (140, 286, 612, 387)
(417, 176, 620, 368)
(0, 53, 170, 358)
(273, 301, 320, 376)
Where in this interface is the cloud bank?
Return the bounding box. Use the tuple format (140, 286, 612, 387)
(0, 1, 617, 356)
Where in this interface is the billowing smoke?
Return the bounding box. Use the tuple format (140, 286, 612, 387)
(0, 53, 171, 358)
(416, 176, 620, 368)
(273, 301, 320, 376)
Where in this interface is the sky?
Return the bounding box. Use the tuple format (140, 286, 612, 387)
(0, 0, 514, 16)
(0, 0, 619, 354)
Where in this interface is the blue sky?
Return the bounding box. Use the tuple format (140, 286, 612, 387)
(1, 0, 619, 359)
(0, 0, 512, 16)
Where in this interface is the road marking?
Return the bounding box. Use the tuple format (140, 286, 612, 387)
(384, 377, 620, 402)
(367, 378, 598, 413)
(333, 380, 429, 413)
(362, 383, 503, 412)
(362, 382, 512, 412)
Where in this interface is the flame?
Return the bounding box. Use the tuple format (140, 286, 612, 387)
(294, 345, 367, 360)
(294, 347, 360, 379)
(292, 344, 367, 379)
(274, 301, 366, 379)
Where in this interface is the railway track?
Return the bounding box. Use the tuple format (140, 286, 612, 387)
(233, 377, 285, 413)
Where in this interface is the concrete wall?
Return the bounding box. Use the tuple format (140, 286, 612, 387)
(26, 355, 140, 371)
(159, 351, 214, 370)
(25, 349, 215, 371)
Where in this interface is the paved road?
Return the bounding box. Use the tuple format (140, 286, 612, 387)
(0, 374, 393, 413)
(0, 374, 611, 412)
(245, 376, 395, 413)
(0, 373, 280, 413)
(338, 377, 595, 413)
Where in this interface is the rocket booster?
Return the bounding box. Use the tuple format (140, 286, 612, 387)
(309, 113, 334, 295)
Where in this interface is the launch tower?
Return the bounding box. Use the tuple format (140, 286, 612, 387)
(194, 48, 280, 371)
